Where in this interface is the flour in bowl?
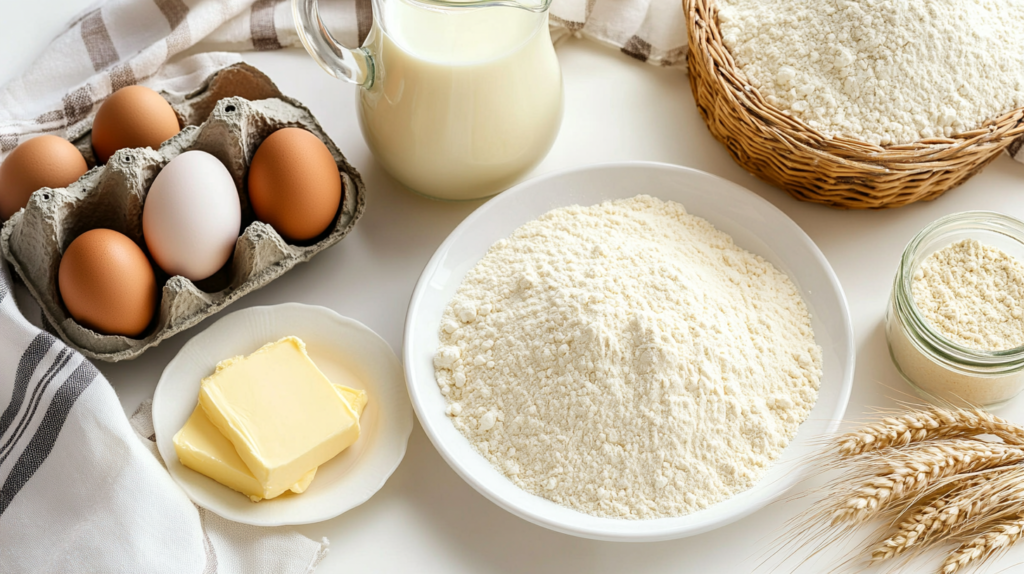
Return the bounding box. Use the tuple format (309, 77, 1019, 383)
(718, 0, 1024, 145)
(433, 196, 822, 519)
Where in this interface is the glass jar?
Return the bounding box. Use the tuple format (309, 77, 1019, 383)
(886, 211, 1024, 409)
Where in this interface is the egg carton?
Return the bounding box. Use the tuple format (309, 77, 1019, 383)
(0, 64, 366, 362)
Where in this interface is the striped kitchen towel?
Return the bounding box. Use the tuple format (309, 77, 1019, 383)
(0, 0, 687, 158)
(0, 260, 327, 573)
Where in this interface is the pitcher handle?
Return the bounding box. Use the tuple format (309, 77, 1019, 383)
(291, 0, 375, 87)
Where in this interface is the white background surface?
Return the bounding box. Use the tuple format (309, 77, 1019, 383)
(5, 2, 1024, 572)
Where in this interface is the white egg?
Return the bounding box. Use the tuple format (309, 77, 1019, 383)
(143, 150, 241, 281)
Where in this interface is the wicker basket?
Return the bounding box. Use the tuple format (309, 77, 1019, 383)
(685, 0, 1024, 209)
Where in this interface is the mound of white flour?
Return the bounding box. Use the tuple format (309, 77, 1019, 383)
(434, 196, 822, 519)
(718, 0, 1024, 145)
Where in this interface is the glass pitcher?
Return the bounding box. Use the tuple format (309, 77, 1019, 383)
(293, 0, 564, 201)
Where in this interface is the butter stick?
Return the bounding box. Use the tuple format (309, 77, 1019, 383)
(174, 383, 367, 502)
(197, 336, 361, 500)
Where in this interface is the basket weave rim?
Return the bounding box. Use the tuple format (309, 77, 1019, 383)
(686, 0, 1024, 162)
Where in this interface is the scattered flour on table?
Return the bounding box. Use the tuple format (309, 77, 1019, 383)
(433, 196, 822, 519)
(717, 0, 1024, 145)
(913, 239, 1024, 351)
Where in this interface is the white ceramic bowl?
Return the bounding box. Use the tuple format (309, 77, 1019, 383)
(404, 162, 854, 542)
(154, 303, 413, 526)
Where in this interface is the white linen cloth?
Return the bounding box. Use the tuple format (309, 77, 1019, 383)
(0, 260, 328, 573)
(0, 0, 687, 157)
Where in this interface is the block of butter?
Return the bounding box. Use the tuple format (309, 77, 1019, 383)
(199, 337, 362, 500)
(174, 383, 367, 502)
(337, 386, 368, 418)
(174, 405, 316, 502)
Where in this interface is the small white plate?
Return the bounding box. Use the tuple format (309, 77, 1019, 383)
(404, 162, 854, 542)
(154, 303, 413, 526)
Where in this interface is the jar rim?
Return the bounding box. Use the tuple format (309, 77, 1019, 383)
(895, 211, 1024, 368)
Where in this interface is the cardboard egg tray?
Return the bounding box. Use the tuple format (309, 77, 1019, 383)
(0, 63, 365, 362)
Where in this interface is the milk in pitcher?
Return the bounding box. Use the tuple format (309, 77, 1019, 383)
(358, 2, 563, 200)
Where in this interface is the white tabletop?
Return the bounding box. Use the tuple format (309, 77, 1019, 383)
(6, 4, 1024, 573)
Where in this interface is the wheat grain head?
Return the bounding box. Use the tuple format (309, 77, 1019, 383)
(869, 467, 1024, 563)
(941, 513, 1024, 574)
(837, 408, 1024, 457)
(831, 441, 1024, 525)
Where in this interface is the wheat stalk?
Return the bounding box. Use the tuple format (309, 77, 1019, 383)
(941, 513, 1024, 574)
(870, 467, 1024, 563)
(776, 408, 1024, 573)
(837, 407, 1024, 457)
(871, 482, 980, 562)
(831, 441, 1024, 525)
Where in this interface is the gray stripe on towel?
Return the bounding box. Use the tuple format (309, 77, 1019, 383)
(0, 334, 56, 441)
(81, 10, 120, 72)
(0, 348, 73, 464)
(62, 85, 94, 126)
(251, 0, 282, 51)
(154, 0, 191, 55)
(622, 35, 652, 63)
(0, 133, 18, 153)
(109, 63, 136, 91)
(0, 360, 98, 515)
(356, 0, 373, 44)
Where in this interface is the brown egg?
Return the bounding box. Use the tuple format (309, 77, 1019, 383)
(58, 229, 157, 337)
(248, 128, 341, 242)
(92, 85, 180, 163)
(0, 135, 87, 220)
